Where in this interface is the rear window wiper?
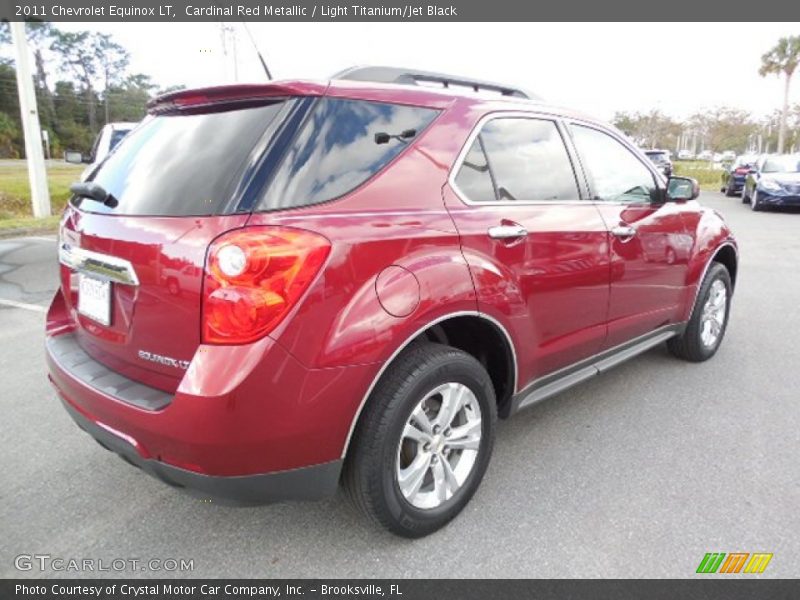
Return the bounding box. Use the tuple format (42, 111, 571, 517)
(70, 182, 118, 208)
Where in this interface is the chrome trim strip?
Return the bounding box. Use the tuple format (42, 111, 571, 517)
(59, 243, 140, 286)
(339, 310, 517, 458)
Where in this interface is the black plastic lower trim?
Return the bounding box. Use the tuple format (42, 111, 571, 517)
(507, 323, 686, 416)
(61, 398, 342, 505)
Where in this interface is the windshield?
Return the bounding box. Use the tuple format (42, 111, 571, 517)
(762, 156, 800, 173)
(76, 101, 290, 216)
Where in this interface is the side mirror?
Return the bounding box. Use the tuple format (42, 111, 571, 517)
(64, 150, 83, 164)
(667, 176, 700, 202)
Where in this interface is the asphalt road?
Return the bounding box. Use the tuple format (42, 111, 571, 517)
(1, 192, 798, 579)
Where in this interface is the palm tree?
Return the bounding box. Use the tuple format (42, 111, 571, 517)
(759, 36, 800, 154)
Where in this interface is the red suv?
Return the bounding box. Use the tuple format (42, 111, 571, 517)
(46, 67, 737, 537)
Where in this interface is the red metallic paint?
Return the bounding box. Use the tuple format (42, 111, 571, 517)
(46, 78, 737, 487)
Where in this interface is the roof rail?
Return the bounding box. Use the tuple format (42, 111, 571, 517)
(332, 66, 538, 100)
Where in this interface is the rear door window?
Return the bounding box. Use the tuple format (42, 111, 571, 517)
(258, 98, 439, 210)
(454, 117, 580, 202)
(78, 101, 291, 216)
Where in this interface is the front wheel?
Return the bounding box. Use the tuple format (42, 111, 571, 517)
(668, 262, 731, 362)
(750, 189, 762, 211)
(725, 177, 737, 197)
(343, 342, 497, 538)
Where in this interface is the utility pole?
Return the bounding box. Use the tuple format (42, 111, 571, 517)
(10, 21, 50, 218)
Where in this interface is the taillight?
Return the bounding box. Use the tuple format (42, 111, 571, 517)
(202, 226, 331, 345)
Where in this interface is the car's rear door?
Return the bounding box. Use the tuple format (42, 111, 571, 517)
(567, 122, 693, 348)
(443, 113, 611, 388)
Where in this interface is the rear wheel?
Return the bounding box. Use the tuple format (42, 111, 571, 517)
(742, 185, 750, 204)
(668, 262, 731, 362)
(343, 342, 496, 538)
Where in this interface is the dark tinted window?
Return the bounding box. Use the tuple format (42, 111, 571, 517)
(108, 129, 131, 152)
(454, 138, 495, 203)
(477, 118, 579, 201)
(78, 102, 289, 216)
(571, 125, 657, 203)
(259, 98, 439, 210)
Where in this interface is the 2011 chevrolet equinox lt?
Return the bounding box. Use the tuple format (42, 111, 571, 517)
(46, 66, 738, 537)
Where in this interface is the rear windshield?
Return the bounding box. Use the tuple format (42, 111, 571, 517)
(646, 152, 668, 161)
(258, 98, 439, 211)
(75, 101, 289, 216)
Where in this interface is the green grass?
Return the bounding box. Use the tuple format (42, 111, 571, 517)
(0, 214, 61, 231)
(673, 160, 723, 191)
(0, 161, 83, 225)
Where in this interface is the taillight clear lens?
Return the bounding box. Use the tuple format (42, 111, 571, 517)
(202, 226, 331, 345)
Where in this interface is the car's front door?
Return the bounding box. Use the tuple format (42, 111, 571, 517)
(443, 114, 611, 388)
(568, 122, 693, 349)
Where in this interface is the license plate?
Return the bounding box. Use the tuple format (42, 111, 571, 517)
(78, 274, 112, 326)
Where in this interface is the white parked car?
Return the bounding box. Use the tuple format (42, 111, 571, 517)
(697, 150, 713, 161)
(677, 150, 694, 160)
(65, 122, 138, 179)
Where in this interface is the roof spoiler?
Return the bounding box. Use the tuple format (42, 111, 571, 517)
(332, 66, 539, 100)
(147, 82, 325, 114)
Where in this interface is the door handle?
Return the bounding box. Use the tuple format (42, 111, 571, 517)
(488, 224, 528, 240)
(611, 225, 637, 241)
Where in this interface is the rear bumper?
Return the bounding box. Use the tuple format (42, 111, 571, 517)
(60, 395, 341, 505)
(46, 288, 378, 503)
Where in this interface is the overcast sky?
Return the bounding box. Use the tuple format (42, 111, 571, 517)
(56, 22, 799, 121)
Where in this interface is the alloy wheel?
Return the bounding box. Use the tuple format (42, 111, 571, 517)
(700, 279, 727, 348)
(396, 382, 482, 510)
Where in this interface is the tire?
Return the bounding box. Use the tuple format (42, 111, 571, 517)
(668, 262, 732, 362)
(741, 185, 750, 204)
(725, 177, 737, 197)
(750, 189, 761, 211)
(343, 342, 497, 538)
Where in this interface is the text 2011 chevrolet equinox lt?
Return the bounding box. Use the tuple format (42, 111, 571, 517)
(46, 67, 738, 537)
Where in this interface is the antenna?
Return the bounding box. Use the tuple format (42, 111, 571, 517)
(241, 23, 273, 81)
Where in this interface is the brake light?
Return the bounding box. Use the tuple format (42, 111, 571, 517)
(202, 227, 331, 345)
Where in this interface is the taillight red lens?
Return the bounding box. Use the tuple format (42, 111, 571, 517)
(202, 226, 331, 345)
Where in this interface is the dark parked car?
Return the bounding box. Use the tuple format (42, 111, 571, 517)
(644, 149, 673, 177)
(721, 154, 758, 197)
(46, 67, 738, 538)
(743, 154, 800, 211)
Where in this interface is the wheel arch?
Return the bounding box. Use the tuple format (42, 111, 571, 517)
(340, 311, 517, 459)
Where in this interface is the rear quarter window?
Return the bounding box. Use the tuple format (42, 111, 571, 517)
(257, 98, 440, 211)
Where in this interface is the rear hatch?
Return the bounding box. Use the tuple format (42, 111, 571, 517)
(58, 98, 295, 393)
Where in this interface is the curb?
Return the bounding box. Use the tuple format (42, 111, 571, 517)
(0, 225, 59, 240)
